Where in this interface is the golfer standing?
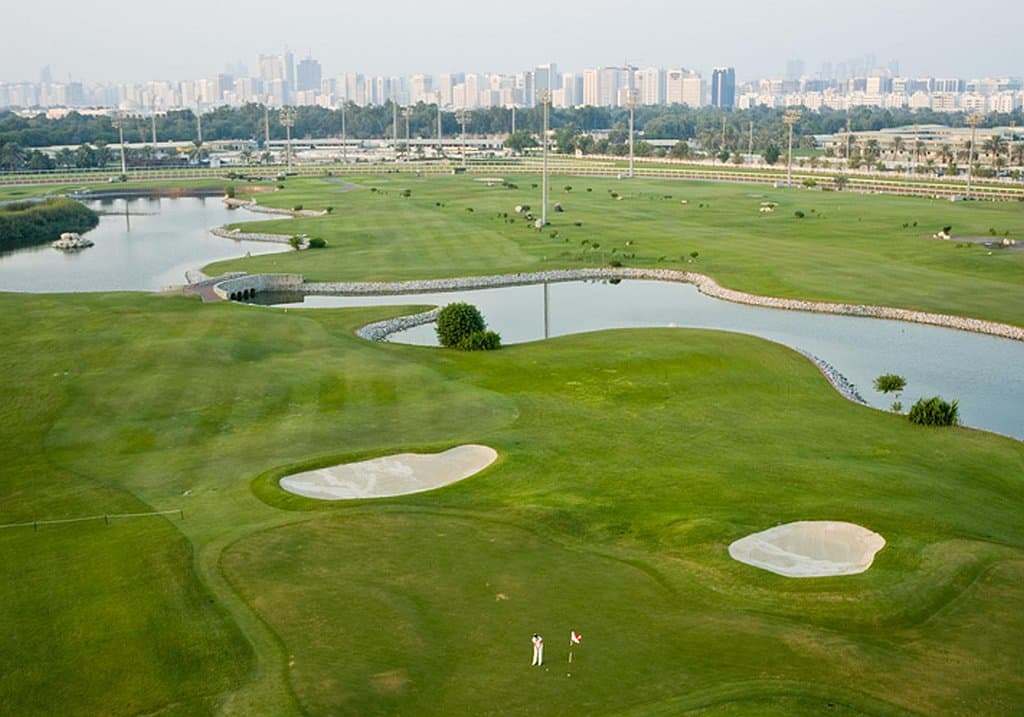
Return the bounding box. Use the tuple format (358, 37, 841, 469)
(531, 633, 544, 666)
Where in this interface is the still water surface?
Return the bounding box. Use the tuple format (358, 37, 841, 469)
(0, 197, 288, 292)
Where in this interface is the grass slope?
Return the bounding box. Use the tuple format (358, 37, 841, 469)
(2, 288, 1020, 714)
(207, 175, 1024, 326)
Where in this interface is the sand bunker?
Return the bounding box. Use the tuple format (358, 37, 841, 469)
(279, 444, 497, 500)
(728, 521, 885, 578)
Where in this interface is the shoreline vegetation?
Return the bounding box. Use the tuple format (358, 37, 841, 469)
(0, 197, 98, 251)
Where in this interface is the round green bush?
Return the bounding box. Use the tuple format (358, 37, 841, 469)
(307, 237, 327, 248)
(436, 303, 486, 348)
(458, 330, 502, 351)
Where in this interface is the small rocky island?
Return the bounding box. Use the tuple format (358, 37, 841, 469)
(52, 232, 95, 251)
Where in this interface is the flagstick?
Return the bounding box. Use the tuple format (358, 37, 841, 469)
(567, 639, 573, 677)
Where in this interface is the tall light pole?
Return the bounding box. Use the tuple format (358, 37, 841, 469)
(264, 105, 270, 147)
(196, 103, 203, 146)
(748, 120, 754, 159)
(456, 109, 468, 168)
(783, 108, 801, 187)
(340, 101, 347, 164)
(540, 89, 550, 226)
(435, 91, 443, 159)
(150, 113, 157, 145)
(403, 106, 413, 161)
(111, 113, 127, 177)
(280, 106, 296, 173)
(392, 102, 398, 158)
(511, 104, 516, 134)
(845, 117, 852, 167)
(966, 113, 982, 200)
(626, 89, 638, 178)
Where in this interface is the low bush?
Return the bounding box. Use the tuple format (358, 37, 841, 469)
(458, 330, 501, 351)
(307, 237, 327, 248)
(794, 210, 805, 219)
(293, 204, 303, 211)
(288, 236, 303, 250)
(908, 396, 959, 426)
(224, 185, 236, 198)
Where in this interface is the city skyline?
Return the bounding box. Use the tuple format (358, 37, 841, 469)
(4, 0, 1023, 84)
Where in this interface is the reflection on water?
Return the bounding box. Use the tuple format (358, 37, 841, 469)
(263, 280, 1024, 440)
(0, 197, 289, 293)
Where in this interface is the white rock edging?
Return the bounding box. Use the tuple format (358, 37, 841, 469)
(299, 268, 1022, 343)
(356, 308, 443, 341)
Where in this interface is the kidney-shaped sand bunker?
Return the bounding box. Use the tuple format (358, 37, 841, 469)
(279, 444, 498, 500)
(728, 521, 885, 578)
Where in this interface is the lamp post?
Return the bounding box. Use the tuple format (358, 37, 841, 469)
(539, 89, 550, 226)
(111, 113, 127, 177)
(966, 113, 982, 200)
(456, 108, 468, 168)
(280, 106, 296, 173)
(626, 89, 638, 178)
(392, 102, 398, 159)
(783, 108, 801, 187)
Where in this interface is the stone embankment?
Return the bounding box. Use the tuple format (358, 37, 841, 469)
(798, 351, 867, 405)
(212, 273, 304, 301)
(223, 197, 327, 218)
(303, 267, 1024, 343)
(356, 308, 443, 341)
(210, 226, 306, 247)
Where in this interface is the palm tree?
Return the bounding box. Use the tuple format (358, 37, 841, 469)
(983, 135, 1005, 169)
(891, 136, 905, 159)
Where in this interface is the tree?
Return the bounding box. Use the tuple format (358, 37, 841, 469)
(984, 135, 1005, 169)
(763, 143, 781, 165)
(436, 303, 486, 348)
(668, 140, 690, 159)
(874, 373, 907, 412)
(833, 174, 849, 190)
(504, 130, 538, 155)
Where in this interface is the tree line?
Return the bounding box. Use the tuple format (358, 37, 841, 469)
(2, 103, 1022, 171)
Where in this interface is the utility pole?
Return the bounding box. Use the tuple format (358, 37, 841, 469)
(540, 89, 550, 226)
(626, 89, 638, 178)
(280, 106, 296, 173)
(784, 108, 802, 187)
(966, 113, 982, 200)
(111, 113, 127, 177)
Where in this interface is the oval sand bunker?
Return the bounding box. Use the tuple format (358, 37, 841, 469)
(279, 445, 498, 500)
(728, 521, 885, 578)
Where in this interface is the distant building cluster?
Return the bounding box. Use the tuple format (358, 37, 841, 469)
(2, 54, 1021, 116)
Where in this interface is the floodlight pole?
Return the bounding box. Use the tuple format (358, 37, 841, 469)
(280, 106, 296, 173)
(540, 89, 550, 226)
(151, 113, 157, 145)
(341, 102, 347, 163)
(435, 91, 443, 159)
(264, 105, 270, 146)
(111, 113, 127, 177)
(784, 108, 801, 187)
(511, 104, 516, 134)
(392, 102, 398, 158)
(196, 103, 203, 146)
(456, 109, 468, 168)
(626, 89, 638, 178)
(966, 113, 982, 200)
(403, 106, 412, 161)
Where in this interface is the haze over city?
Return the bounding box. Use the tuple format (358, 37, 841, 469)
(5, 0, 1023, 82)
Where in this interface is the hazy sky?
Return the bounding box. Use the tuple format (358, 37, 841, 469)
(6, 0, 1022, 83)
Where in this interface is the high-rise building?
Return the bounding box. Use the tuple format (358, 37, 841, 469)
(582, 68, 600, 106)
(711, 67, 736, 108)
(636, 67, 663, 105)
(296, 57, 322, 93)
(786, 59, 805, 81)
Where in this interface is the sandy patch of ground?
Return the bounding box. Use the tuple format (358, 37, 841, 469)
(728, 521, 885, 578)
(279, 444, 497, 500)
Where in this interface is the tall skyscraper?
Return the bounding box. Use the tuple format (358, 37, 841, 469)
(711, 67, 736, 108)
(296, 57, 322, 93)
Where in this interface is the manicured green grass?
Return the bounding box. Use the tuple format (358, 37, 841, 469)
(1, 288, 1022, 714)
(207, 174, 1024, 326)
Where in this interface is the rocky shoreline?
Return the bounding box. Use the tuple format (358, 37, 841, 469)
(798, 351, 867, 405)
(298, 267, 1023, 343)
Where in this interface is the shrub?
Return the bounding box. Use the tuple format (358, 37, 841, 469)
(293, 204, 303, 211)
(458, 330, 502, 351)
(325, 206, 333, 214)
(224, 185, 236, 198)
(874, 374, 906, 394)
(907, 396, 959, 426)
(307, 237, 327, 248)
(609, 260, 622, 267)
(436, 303, 486, 348)
(802, 178, 817, 187)
(794, 210, 805, 219)
(288, 236, 303, 250)
(400, 189, 411, 198)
